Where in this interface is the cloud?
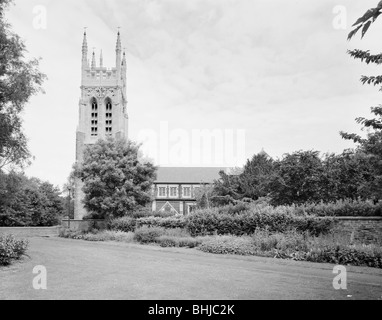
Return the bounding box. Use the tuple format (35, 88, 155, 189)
(5, 0, 382, 186)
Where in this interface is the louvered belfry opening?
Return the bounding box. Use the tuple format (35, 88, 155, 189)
(105, 98, 113, 136)
(90, 97, 98, 137)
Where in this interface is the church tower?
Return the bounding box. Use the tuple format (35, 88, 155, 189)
(74, 30, 129, 220)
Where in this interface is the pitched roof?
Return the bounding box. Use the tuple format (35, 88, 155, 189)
(155, 167, 225, 184)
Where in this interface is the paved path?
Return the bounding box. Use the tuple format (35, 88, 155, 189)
(0, 237, 381, 300)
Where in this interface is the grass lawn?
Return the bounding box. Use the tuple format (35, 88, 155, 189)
(1, 237, 381, 300)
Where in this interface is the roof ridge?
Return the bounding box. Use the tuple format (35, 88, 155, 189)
(155, 167, 225, 183)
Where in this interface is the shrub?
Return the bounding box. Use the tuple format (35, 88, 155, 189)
(251, 229, 308, 253)
(83, 230, 135, 242)
(108, 217, 136, 232)
(156, 235, 202, 248)
(161, 228, 191, 238)
(151, 210, 178, 218)
(177, 237, 202, 248)
(197, 230, 382, 269)
(199, 236, 257, 255)
(218, 202, 251, 215)
(0, 235, 29, 266)
(304, 243, 382, 268)
(59, 229, 87, 240)
(156, 236, 178, 247)
(133, 226, 166, 244)
(129, 206, 153, 219)
(136, 216, 186, 229)
(296, 199, 382, 217)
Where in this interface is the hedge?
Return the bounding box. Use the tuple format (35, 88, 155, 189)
(110, 198, 382, 237)
(296, 199, 382, 217)
(110, 216, 186, 233)
(109, 199, 380, 235)
(109, 207, 334, 237)
(108, 217, 136, 232)
(137, 216, 186, 229)
(186, 206, 334, 237)
(220, 198, 382, 217)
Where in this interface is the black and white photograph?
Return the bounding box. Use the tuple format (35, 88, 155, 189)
(0, 0, 381, 306)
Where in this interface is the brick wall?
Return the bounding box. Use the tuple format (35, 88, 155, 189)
(0, 226, 60, 238)
(333, 217, 382, 244)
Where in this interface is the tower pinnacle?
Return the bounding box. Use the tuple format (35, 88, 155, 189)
(82, 29, 88, 67)
(122, 49, 126, 66)
(116, 29, 122, 70)
(116, 29, 122, 52)
(91, 48, 96, 69)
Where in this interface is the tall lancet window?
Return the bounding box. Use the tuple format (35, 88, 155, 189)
(105, 98, 113, 136)
(90, 98, 98, 137)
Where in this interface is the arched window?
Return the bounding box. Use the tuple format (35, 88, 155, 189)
(105, 98, 112, 136)
(90, 98, 98, 137)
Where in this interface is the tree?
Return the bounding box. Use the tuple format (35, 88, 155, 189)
(347, 2, 382, 90)
(203, 149, 373, 207)
(269, 151, 324, 206)
(0, 0, 46, 169)
(0, 170, 23, 212)
(321, 150, 374, 201)
(341, 108, 382, 199)
(240, 152, 274, 200)
(194, 184, 215, 209)
(74, 138, 157, 220)
(342, 1, 382, 200)
(211, 170, 244, 206)
(347, 1, 382, 41)
(0, 171, 64, 226)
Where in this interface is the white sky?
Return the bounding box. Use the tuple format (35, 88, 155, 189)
(5, 0, 382, 189)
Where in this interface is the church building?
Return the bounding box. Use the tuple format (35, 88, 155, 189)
(73, 31, 223, 220)
(152, 167, 223, 215)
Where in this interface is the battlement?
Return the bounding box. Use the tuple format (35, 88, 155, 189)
(82, 68, 119, 86)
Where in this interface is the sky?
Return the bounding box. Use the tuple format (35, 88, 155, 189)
(4, 0, 382, 189)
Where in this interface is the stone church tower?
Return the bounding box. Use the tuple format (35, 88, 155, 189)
(74, 31, 128, 220)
